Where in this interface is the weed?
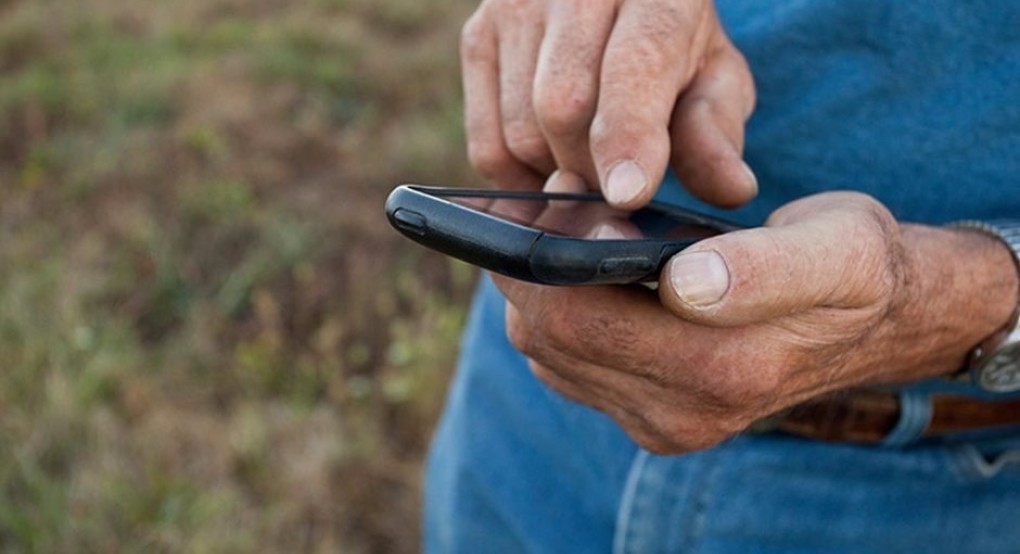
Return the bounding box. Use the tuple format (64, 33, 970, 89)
(0, 0, 478, 551)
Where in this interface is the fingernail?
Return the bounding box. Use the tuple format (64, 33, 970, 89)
(544, 170, 586, 209)
(742, 161, 759, 196)
(543, 170, 586, 194)
(605, 160, 647, 205)
(669, 251, 730, 307)
(591, 221, 626, 240)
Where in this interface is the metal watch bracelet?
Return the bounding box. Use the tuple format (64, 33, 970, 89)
(946, 220, 1020, 392)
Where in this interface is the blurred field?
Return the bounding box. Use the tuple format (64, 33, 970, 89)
(0, 0, 480, 551)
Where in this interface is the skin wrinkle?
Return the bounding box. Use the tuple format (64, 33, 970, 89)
(534, 77, 597, 137)
(687, 3, 720, 84)
(530, 359, 617, 412)
(670, 100, 739, 166)
(629, 372, 742, 452)
(528, 361, 679, 453)
(715, 230, 800, 319)
(528, 287, 762, 430)
(614, 2, 699, 79)
(512, 310, 630, 411)
(531, 351, 683, 446)
(715, 48, 756, 118)
(538, 286, 666, 373)
(730, 348, 792, 414)
(845, 220, 911, 379)
(502, 128, 554, 170)
(700, 83, 745, 144)
(654, 327, 782, 422)
(655, 321, 763, 390)
(573, 315, 654, 371)
(842, 209, 900, 307)
(858, 226, 1016, 385)
(772, 233, 809, 306)
(595, 1, 712, 133)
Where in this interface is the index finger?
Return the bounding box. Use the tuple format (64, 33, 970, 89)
(589, 0, 713, 208)
(532, 0, 617, 187)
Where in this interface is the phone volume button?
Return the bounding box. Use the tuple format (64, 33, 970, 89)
(392, 209, 428, 236)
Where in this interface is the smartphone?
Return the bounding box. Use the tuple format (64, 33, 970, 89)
(385, 185, 742, 286)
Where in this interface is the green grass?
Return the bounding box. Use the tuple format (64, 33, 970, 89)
(0, 0, 478, 551)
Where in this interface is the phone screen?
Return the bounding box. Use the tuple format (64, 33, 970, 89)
(433, 191, 727, 241)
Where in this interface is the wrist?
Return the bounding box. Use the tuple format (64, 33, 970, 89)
(866, 223, 1019, 385)
(945, 221, 1020, 390)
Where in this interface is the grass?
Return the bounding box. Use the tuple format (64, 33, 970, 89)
(0, 0, 479, 551)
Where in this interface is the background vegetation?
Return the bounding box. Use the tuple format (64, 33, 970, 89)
(0, 0, 479, 551)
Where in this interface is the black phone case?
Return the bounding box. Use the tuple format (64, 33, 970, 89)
(385, 185, 742, 286)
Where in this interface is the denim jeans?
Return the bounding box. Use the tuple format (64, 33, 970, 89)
(424, 276, 1020, 553)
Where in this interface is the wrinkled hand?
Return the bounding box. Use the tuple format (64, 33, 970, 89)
(461, 0, 757, 209)
(494, 192, 1017, 454)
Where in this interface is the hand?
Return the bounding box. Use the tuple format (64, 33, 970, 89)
(461, 0, 758, 209)
(494, 193, 1018, 453)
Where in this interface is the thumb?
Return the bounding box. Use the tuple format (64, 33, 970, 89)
(657, 193, 899, 327)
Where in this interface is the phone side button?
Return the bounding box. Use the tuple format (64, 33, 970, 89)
(392, 209, 428, 236)
(598, 257, 655, 276)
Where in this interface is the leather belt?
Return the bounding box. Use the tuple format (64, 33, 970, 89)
(757, 389, 1020, 444)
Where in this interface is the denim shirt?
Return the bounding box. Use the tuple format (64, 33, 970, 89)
(659, 0, 1020, 226)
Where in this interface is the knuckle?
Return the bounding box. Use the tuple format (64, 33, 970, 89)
(679, 431, 725, 453)
(623, 418, 684, 455)
(860, 198, 899, 243)
(466, 140, 511, 179)
(833, 193, 903, 303)
(588, 112, 653, 155)
(733, 57, 757, 116)
(704, 407, 756, 441)
(642, 405, 678, 438)
(732, 361, 782, 405)
(503, 122, 550, 165)
(691, 351, 783, 412)
(684, 94, 714, 120)
(541, 305, 582, 351)
(460, 15, 491, 63)
(587, 112, 622, 154)
(529, 361, 593, 408)
(545, 306, 648, 367)
(587, 114, 611, 149)
(715, 47, 757, 117)
(534, 81, 597, 137)
(835, 192, 896, 232)
(500, 0, 537, 12)
(636, 436, 684, 456)
(647, 411, 734, 453)
(635, 413, 715, 454)
(505, 312, 534, 355)
(715, 368, 781, 412)
(528, 360, 560, 389)
(619, 33, 675, 77)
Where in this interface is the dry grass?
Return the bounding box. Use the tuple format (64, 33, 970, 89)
(0, 0, 479, 551)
